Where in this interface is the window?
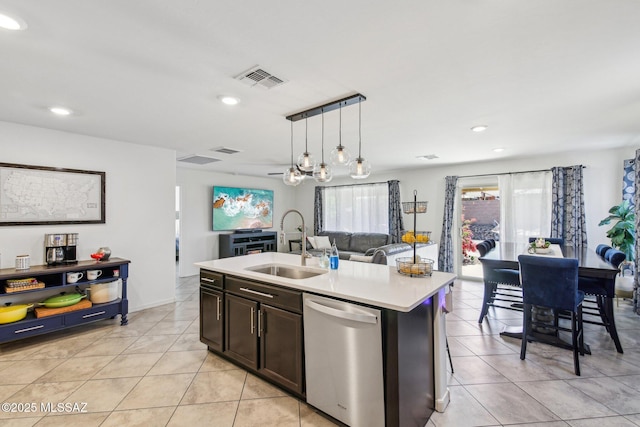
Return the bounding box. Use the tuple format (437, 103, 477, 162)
(322, 183, 389, 233)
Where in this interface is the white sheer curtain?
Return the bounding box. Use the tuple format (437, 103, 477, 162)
(499, 171, 552, 244)
(322, 183, 389, 232)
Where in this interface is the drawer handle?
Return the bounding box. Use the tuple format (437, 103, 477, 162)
(201, 277, 216, 283)
(82, 311, 106, 318)
(14, 325, 44, 334)
(239, 287, 274, 299)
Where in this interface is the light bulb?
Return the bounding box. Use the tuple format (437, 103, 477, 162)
(283, 167, 302, 186)
(297, 152, 315, 172)
(330, 145, 352, 166)
(313, 162, 332, 183)
(349, 157, 371, 179)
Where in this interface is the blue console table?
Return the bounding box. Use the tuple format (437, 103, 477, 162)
(0, 258, 129, 343)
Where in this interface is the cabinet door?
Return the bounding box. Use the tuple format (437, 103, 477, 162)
(200, 288, 223, 352)
(225, 294, 258, 369)
(259, 304, 304, 394)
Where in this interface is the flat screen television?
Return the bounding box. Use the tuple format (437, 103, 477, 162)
(212, 186, 274, 231)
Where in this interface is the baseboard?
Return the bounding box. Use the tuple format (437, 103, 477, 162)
(435, 387, 450, 413)
(129, 298, 176, 313)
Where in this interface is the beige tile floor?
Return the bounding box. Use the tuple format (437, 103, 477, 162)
(0, 275, 638, 426)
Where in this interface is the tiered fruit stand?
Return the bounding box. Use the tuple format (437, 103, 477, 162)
(396, 190, 434, 277)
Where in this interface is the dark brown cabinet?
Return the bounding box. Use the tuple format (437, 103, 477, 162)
(224, 293, 259, 369)
(259, 304, 303, 394)
(207, 274, 304, 396)
(199, 271, 224, 352)
(200, 287, 223, 351)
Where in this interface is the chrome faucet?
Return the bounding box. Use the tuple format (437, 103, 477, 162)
(280, 209, 308, 266)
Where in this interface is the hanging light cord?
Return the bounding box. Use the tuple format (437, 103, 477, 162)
(338, 104, 342, 148)
(290, 120, 294, 166)
(358, 100, 362, 158)
(305, 117, 309, 153)
(321, 108, 325, 161)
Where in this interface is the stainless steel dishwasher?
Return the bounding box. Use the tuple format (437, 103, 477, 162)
(303, 293, 385, 427)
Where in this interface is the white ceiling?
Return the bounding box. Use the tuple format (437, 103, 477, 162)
(1, 1, 639, 178)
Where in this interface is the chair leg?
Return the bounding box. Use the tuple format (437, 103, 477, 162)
(571, 311, 581, 376)
(478, 282, 496, 323)
(520, 304, 530, 360)
(603, 296, 623, 353)
(446, 337, 454, 374)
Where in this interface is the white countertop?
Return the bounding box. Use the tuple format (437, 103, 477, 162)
(195, 252, 456, 312)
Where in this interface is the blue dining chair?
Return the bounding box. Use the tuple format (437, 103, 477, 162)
(518, 255, 584, 376)
(476, 241, 492, 257)
(577, 248, 625, 353)
(528, 237, 565, 245)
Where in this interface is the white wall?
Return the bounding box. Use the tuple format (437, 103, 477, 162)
(176, 168, 297, 277)
(0, 121, 176, 312)
(295, 147, 637, 249)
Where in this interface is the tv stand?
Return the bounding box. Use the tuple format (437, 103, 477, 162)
(219, 230, 277, 258)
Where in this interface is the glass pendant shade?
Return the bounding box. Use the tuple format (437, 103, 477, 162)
(313, 162, 332, 182)
(296, 151, 315, 172)
(283, 166, 302, 186)
(330, 145, 351, 166)
(349, 157, 371, 179)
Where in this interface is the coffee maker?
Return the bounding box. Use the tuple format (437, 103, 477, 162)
(44, 233, 78, 266)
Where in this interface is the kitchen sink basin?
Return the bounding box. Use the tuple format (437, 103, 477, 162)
(246, 264, 327, 280)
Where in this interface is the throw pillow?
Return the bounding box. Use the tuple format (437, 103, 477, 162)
(349, 254, 373, 263)
(314, 235, 332, 249)
(306, 236, 318, 249)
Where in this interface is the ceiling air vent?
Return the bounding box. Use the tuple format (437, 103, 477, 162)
(418, 154, 439, 160)
(210, 146, 241, 155)
(235, 65, 287, 89)
(178, 155, 221, 165)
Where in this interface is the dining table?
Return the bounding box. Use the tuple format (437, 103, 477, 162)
(478, 242, 622, 353)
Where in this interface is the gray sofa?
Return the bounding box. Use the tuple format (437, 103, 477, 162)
(305, 231, 392, 260)
(369, 242, 438, 265)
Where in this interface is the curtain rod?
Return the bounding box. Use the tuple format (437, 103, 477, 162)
(317, 180, 389, 189)
(457, 165, 585, 179)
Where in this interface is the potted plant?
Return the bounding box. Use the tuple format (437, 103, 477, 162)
(599, 200, 635, 262)
(461, 215, 478, 264)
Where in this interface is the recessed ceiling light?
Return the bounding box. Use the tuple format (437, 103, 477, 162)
(218, 96, 240, 106)
(471, 125, 488, 132)
(0, 12, 27, 31)
(493, 148, 505, 153)
(49, 106, 73, 116)
(417, 154, 439, 160)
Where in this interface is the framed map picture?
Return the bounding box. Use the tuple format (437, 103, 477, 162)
(0, 162, 106, 226)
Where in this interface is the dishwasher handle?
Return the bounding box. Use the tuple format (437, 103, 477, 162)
(305, 299, 378, 324)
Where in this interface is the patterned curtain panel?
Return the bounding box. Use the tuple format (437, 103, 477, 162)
(313, 186, 323, 235)
(388, 180, 404, 243)
(634, 150, 640, 314)
(438, 175, 458, 272)
(623, 158, 635, 205)
(551, 165, 587, 246)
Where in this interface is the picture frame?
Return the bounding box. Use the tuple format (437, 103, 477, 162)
(0, 162, 106, 226)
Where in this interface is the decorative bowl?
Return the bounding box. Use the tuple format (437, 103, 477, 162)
(396, 257, 434, 277)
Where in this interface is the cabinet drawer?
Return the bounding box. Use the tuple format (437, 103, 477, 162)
(200, 271, 224, 290)
(65, 303, 120, 324)
(226, 276, 302, 313)
(1, 316, 63, 340)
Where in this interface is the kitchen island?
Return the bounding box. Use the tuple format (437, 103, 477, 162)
(196, 252, 455, 427)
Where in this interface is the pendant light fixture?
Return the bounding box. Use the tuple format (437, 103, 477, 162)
(283, 121, 302, 186)
(313, 108, 332, 183)
(296, 118, 315, 172)
(349, 100, 371, 179)
(330, 103, 351, 166)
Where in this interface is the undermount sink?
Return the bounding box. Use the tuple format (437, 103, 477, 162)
(246, 264, 327, 280)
